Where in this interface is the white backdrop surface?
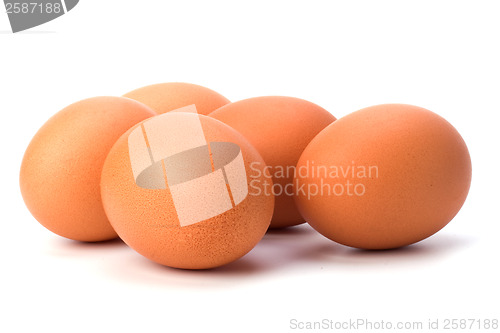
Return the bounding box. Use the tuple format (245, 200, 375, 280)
(1, 1, 498, 332)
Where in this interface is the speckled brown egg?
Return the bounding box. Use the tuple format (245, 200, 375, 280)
(123, 82, 230, 115)
(294, 104, 472, 249)
(20, 97, 156, 242)
(101, 110, 274, 269)
(210, 96, 336, 228)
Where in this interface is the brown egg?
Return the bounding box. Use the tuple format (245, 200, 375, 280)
(101, 108, 274, 269)
(294, 104, 472, 249)
(123, 82, 230, 115)
(210, 96, 336, 228)
(20, 97, 156, 242)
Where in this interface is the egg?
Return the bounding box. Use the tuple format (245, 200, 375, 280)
(101, 107, 274, 269)
(210, 96, 336, 228)
(294, 104, 472, 249)
(123, 82, 230, 115)
(20, 96, 156, 242)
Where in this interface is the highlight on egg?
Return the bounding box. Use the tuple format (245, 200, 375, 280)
(294, 104, 472, 250)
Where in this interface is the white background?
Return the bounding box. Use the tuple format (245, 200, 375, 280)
(1, 1, 499, 332)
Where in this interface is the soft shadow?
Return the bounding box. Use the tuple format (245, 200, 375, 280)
(306, 232, 477, 268)
(265, 224, 317, 237)
(43, 223, 477, 286)
(254, 224, 339, 269)
(142, 251, 266, 277)
(46, 237, 127, 257)
(104, 250, 269, 289)
(103, 224, 328, 288)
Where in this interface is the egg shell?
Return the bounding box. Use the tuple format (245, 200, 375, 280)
(210, 96, 336, 228)
(123, 82, 230, 115)
(101, 112, 274, 269)
(20, 96, 156, 242)
(294, 104, 472, 249)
